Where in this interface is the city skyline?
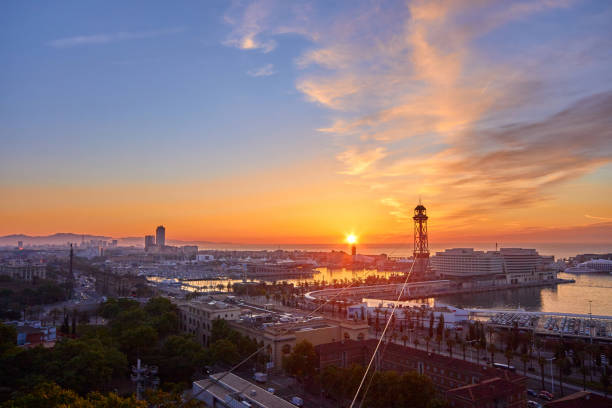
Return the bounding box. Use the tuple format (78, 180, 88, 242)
(1, 0, 612, 245)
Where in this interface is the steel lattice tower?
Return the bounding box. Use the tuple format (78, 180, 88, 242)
(413, 201, 429, 278)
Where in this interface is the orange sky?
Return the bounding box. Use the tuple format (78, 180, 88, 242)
(1, 0, 611, 245)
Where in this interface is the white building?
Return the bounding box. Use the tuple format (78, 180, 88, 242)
(196, 254, 215, 262)
(499, 248, 540, 274)
(577, 259, 612, 273)
(431, 248, 504, 278)
(0, 260, 46, 281)
(178, 299, 242, 346)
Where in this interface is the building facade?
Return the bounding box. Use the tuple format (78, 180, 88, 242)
(144, 235, 155, 251)
(431, 249, 504, 278)
(155, 225, 166, 247)
(178, 300, 241, 346)
(0, 260, 46, 281)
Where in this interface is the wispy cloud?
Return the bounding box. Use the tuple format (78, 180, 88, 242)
(223, 0, 277, 53)
(48, 27, 184, 48)
(585, 214, 612, 222)
(247, 63, 276, 77)
(336, 147, 386, 175)
(223, 0, 612, 230)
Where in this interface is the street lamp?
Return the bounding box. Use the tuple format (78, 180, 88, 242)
(547, 357, 556, 395)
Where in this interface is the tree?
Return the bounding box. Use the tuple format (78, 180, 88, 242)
(436, 314, 444, 338)
(118, 325, 158, 358)
(156, 335, 208, 383)
(71, 310, 77, 335)
(538, 357, 546, 391)
(401, 335, 408, 347)
(504, 348, 514, 369)
(0, 323, 17, 353)
(425, 336, 431, 353)
(520, 353, 529, 375)
(282, 340, 318, 383)
(447, 338, 455, 359)
(50, 338, 128, 394)
(428, 314, 434, 338)
(4, 382, 147, 408)
(489, 343, 496, 364)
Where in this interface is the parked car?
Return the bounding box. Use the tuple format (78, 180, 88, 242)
(528, 401, 542, 408)
(253, 372, 268, 383)
(527, 389, 538, 397)
(538, 390, 554, 401)
(291, 396, 304, 407)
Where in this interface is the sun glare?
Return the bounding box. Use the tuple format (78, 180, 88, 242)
(346, 234, 357, 244)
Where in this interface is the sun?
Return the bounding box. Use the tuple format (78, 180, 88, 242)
(346, 234, 357, 245)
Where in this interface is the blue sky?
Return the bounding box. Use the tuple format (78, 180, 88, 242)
(1, 0, 611, 243)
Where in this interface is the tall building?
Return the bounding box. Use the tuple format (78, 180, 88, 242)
(499, 248, 539, 274)
(431, 248, 504, 278)
(144, 235, 155, 251)
(155, 225, 165, 247)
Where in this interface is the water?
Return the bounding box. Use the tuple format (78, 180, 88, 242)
(433, 272, 612, 316)
(193, 242, 611, 260)
(174, 270, 612, 316)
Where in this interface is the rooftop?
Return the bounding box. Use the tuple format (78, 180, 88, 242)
(193, 372, 296, 408)
(446, 377, 524, 402)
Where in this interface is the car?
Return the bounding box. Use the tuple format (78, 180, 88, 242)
(291, 396, 304, 407)
(527, 389, 538, 397)
(528, 401, 542, 408)
(538, 390, 554, 401)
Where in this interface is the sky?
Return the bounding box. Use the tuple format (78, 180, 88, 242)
(1, 0, 611, 245)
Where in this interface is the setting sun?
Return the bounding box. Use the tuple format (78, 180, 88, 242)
(346, 234, 357, 245)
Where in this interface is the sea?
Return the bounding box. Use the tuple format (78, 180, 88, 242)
(177, 241, 612, 316)
(196, 242, 611, 260)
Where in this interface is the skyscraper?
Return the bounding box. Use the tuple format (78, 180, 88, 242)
(156, 225, 166, 247)
(144, 235, 155, 251)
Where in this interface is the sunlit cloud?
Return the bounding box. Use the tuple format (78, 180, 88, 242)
(585, 214, 612, 222)
(336, 147, 386, 175)
(48, 27, 185, 48)
(220, 0, 612, 230)
(247, 63, 277, 77)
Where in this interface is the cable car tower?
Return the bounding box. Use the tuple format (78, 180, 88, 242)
(412, 200, 429, 279)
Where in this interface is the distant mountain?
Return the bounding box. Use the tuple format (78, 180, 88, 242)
(0, 233, 111, 246)
(0, 233, 234, 247)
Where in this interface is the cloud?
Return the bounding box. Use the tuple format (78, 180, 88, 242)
(336, 147, 386, 175)
(223, 0, 612, 229)
(585, 214, 612, 222)
(247, 63, 277, 77)
(223, 0, 277, 53)
(48, 27, 184, 48)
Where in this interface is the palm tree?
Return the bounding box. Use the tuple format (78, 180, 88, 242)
(474, 343, 481, 363)
(556, 357, 566, 396)
(413, 338, 420, 350)
(504, 348, 514, 369)
(401, 335, 408, 347)
(489, 343, 497, 364)
(447, 338, 456, 359)
(520, 353, 529, 375)
(425, 336, 431, 353)
(538, 357, 546, 391)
